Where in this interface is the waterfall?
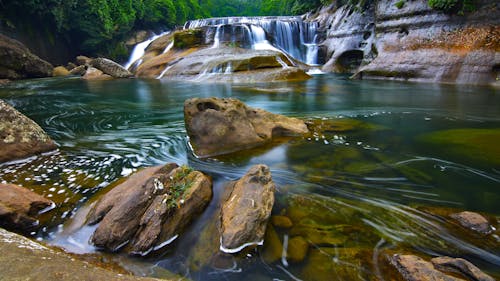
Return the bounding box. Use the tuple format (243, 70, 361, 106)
(124, 31, 170, 69)
(185, 17, 320, 65)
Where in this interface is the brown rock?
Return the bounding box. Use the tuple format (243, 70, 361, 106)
(82, 66, 113, 80)
(262, 225, 283, 263)
(88, 164, 212, 254)
(90, 58, 133, 78)
(287, 236, 309, 263)
(69, 65, 87, 76)
(184, 97, 309, 157)
(450, 211, 492, 234)
(76, 55, 92, 66)
(271, 215, 293, 228)
(0, 183, 54, 233)
(220, 164, 275, 253)
(0, 79, 11, 86)
(390, 254, 465, 281)
(53, 66, 70, 77)
(0, 99, 57, 163)
(0, 34, 53, 79)
(66, 62, 78, 70)
(431, 256, 495, 281)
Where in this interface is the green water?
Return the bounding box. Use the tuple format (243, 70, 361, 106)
(0, 75, 499, 280)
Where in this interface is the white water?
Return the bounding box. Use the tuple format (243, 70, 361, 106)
(124, 31, 170, 69)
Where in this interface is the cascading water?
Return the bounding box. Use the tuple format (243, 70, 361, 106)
(185, 17, 320, 65)
(124, 31, 170, 69)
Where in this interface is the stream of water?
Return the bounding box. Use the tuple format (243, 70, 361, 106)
(0, 75, 499, 280)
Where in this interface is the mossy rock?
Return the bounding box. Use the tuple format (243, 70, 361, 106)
(262, 224, 283, 264)
(173, 29, 205, 49)
(417, 128, 500, 168)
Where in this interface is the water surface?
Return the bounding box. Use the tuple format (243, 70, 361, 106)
(1, 75, 499, 280)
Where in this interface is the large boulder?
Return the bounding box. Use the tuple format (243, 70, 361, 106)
(184, 97, 309, 157)
(88, 163, 212, 255)
(220, 164, 275, 253)
(90, 58, 133, 78)
(0, 34, 53, 79)
(0, 228, 162, 281)
(0, 183, 54, 233)
(0, 99, 57, 163)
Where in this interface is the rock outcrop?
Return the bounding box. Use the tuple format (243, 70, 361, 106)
(0, 228, 163, 281)
(184, 97, 309, 157)
(131, 28, 311, 83)
(0, 34, 53, 79)
(0, 99, 57, 163)
(0, 183, 54, 233)
(308, 0, 499, 85)
(90, 58, 133, 78)
(88, 163, 212, 255)
(220, 164, 275, 253)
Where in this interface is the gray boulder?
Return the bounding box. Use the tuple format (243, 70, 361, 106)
(0, 99, 57, 163)
(220, 164, 275, 253)
(90, 58, 133, 78)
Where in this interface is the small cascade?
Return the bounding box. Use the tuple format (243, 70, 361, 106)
(124, 31, 170, 69)
(185, 17, 320, 65)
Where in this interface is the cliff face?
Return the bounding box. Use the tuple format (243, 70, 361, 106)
(309, 0, 499, 85)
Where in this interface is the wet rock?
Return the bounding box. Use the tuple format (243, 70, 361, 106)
(0, 34, 53, 79)
(0, 228, 162, 281)
(0, 183, 53, 233)
(390, 254, 465, 281)
(431, 256, 495, 281)
(82, 66, 113, 80)
(271, 215, 293, 228)
(173, 28, 206, 49)
(220, 164, 275, 253)
(53, 66, 70, 77)
(0, 79, 11, 86)
(184, 97, 309, 157)
(90, 58, 133, 78)
(287, 236, 309, 263)
(262, 225, 283, 263)
(88, 164, 212, 255)
(70, 65, 87, 76)
(450, 211, 492, 235)
(0, 99, 57, 163)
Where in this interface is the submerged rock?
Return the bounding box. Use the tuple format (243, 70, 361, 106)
(90, 58, 133, 78)
(0, 34, 53, 79)
(0, 99, 57, 163)
(220, 164, 275, 253)
(184, 97, 309, 157)
(431, 256, 495, 281)
(450, 211, 493, 235)
(0, 183, 54, 233)
(53, 66, 70, 77)
(0, 228, 162, 281)
(88, 163, 212, 255)
(390, 254, 464, 281)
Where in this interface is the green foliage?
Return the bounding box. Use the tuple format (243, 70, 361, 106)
(395, 0, 405, 9)
(164, 165, 194, 209)
(427, 0, 476, 14)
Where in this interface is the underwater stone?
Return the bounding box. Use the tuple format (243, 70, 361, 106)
(450, 211, 492, 235)
(431, 256, 495, 281)
(390, 254, 465, 281)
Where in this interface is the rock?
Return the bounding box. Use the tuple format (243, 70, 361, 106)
(450, 211, 492, 235)
(90, 58, 133, 78)
(271, 215, 293, 228)
(88, 164, 212, 255)
(184, 97, 309, 157)
(0, 34, 53, 79)
(0, 79, 10, 86)
(220, 164, 275, 253)
(173, 28, 206, 49)
(0, 183, 54, 233)
(390, 254, 465, 281)
(82, 66, 113, 80)
(431, 256, 495, 281)
(70, 65, 87, 76)
(287, 236, 309, 263)
(66, 62, 78, 70)
(0, 228, 162, 281)
(0, 99, 57, 163)
(53, 66, 70, 77)
(76, 55, 92, 66)
(262, 225, 283, 263)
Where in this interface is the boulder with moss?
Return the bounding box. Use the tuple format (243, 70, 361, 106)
(87, 163, 212, 255)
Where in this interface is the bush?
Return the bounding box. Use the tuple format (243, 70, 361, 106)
(395, 0, 405, 9)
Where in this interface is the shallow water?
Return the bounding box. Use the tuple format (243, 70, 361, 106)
(1, 75, 499, 280)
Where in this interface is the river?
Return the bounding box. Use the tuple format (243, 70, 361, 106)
(0, 74, 499, 280)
